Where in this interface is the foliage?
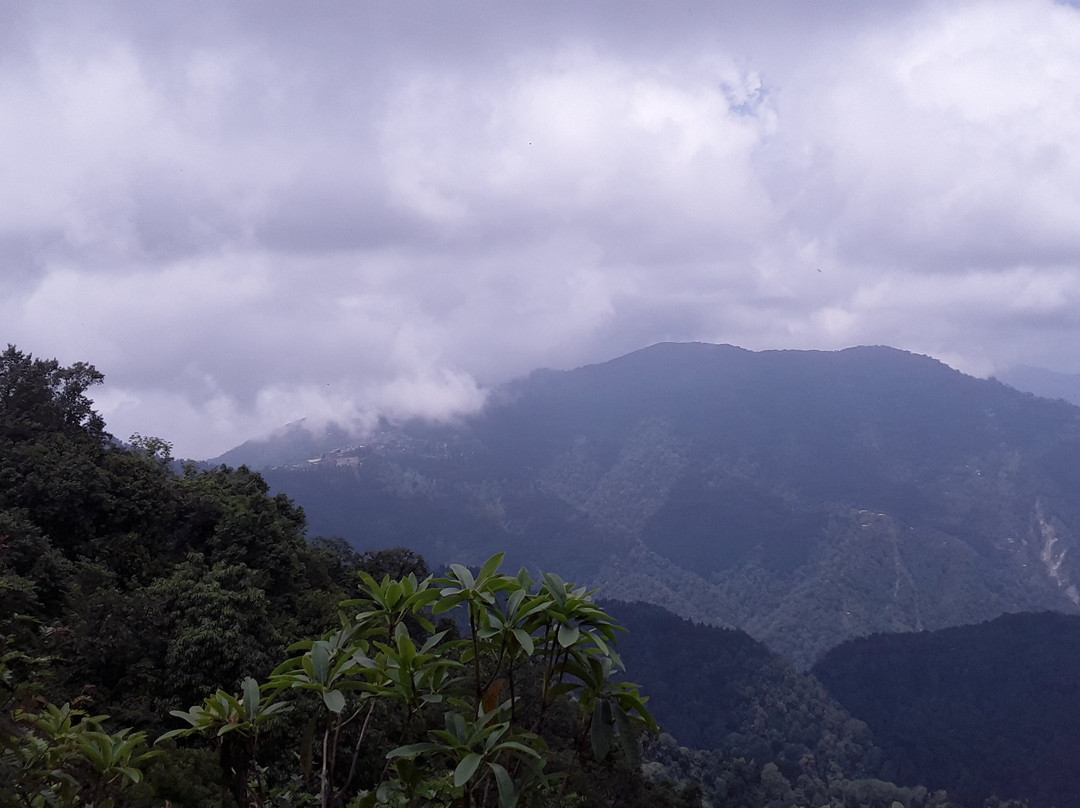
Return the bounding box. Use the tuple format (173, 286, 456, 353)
(0, 635, 157, 808)
(165, 553, 660, 808)
(0, 347, 354, 731)
(0, 346, 359, 805)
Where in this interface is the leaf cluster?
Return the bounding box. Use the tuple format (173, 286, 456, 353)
(0, 638, 157, 808)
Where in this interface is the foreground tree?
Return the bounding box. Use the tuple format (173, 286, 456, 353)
(0, 347, 353, 730)
(165, 553, 659, 808)
(0, 634, 158, 808)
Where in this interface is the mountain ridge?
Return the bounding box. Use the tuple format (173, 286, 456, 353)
(219, 342, 1080, 666)
(813, 610, 1080, 808)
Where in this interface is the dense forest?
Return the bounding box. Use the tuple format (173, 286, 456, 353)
(815, 611, 1080, 808)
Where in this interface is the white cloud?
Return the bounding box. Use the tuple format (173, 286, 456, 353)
(4, 0, 1080, 457)
(378, 46, 776, 252)
(780, 0, 1080, 269)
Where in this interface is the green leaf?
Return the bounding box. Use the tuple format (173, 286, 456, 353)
(454, 752, 484, 787)
(504, 586, 525, 614)
(394, 623, 417, 664)
(541, 572, 567, 605)
(386, 742, 443, 759)
(432, 595, 464, 615)
(260, 701, 291, 718)
(447, 711, 468, 742)
(590, 700, 613, 761)
(511, 628, 534, 656)
(322, 689, 345, 714)
(557, 624, 580, 648)
(419, 630, 449, 655)
(241, 677, 259, 719)
(492, 740, 542, 759)
(489, 762, 518, 808)
(449, 564, 475, 590)
(385, 580, 403, 608)
(477, 553, 505, 582)
(156, 728, 194, 743)
(409, 588, 442, 610)
(614, 702, 639, 764)
(311, 641, 331, 685)
(353, 792, 378, 808)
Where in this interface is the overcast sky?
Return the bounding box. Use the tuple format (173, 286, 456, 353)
(5, 0, 1080, 458)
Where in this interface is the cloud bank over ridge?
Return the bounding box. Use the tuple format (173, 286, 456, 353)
(4, 0, 1080, 457)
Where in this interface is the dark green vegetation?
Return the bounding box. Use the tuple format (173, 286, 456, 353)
(0, 346, 695, 807)
(0, 345, 347, 804)
(236, 342, 1080, 667)
(159, 556, 689, 808)
(611, 602, 950, 808)
(815, 611, 1080, 808)
(614, 601, 1076, 808)
(0, 346, 350, 729)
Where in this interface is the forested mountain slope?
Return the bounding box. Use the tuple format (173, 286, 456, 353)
(609, 602, 936, 808)
(234, 342, 1080, 665)
(814, 611, 1080, 808)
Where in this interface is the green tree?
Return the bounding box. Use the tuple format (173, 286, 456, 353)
(0, 634, 157, 808)
(0, 345, 106, 443)
(165, 554, 659, 808)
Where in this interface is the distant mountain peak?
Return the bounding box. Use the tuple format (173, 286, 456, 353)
(220, 341, 1080, 669)
(996, 364, 1080, 407)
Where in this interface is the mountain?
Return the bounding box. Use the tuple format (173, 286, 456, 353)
(610, 601, 940, 808)
(612, 601, 857, 751)
(813, 611, 1080, 808)
(223, 342, 1080, 666)
(995, 364, 1080, 407)
(211, 418, 361, 469)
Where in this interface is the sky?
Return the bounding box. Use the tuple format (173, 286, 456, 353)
(4, 0, 1080, 459)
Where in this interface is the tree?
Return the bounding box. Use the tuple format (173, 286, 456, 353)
(0, 345, 106, 444)
(165, 553, 658, 808)
(1, 633, 157, 808)
(0, 346, 354, 747)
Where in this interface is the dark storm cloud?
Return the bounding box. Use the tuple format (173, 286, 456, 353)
(3, 0, 1080, 457)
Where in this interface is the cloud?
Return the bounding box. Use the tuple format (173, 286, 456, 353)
(775, 0, 1080, 271)
(3, 0, 1080, 457)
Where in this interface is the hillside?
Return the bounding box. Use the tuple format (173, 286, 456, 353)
(814, 611, 1080, 808)
(224, 342, 1080, 666)
(997, 364, 1080, 407)
(611, 602, 910, 807)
